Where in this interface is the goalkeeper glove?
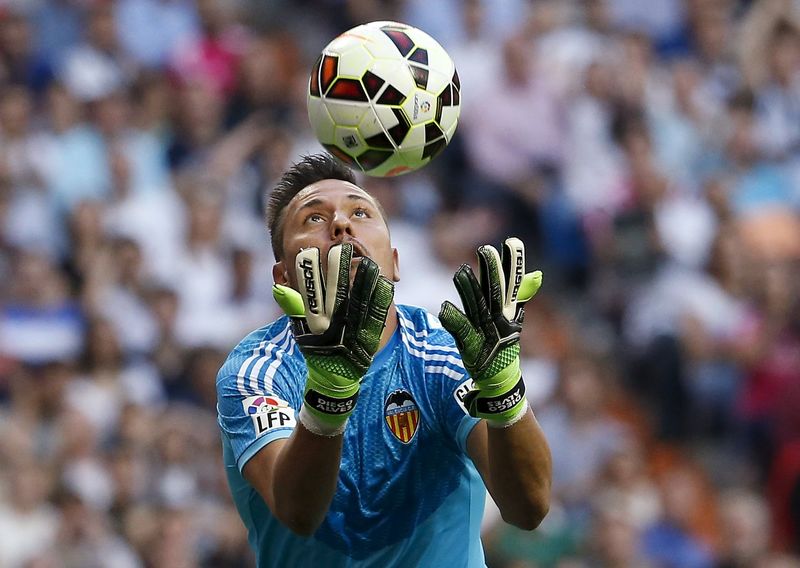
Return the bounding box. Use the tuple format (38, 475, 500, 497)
(439, 237, 542, 427)
(273, 243, 394, 436)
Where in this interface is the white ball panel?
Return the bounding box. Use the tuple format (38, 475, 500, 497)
(323, 100, 370, 127)
(439, 106, 460, 134)
(425, 67, 451, 98)
(444, 120, 458, 141)
(334, 44, 373, 78)
(398, 145, 426, 167)
(326, 32, 368, 56)
(358, 108, 389, 141)
(307, 96, 336, 143)
(422, 41, 454, 76)
(372, 104, 401, 132)
(401, 122, 426, 149)
(368, 59, 415, 97)
(359, 25, 407, 60)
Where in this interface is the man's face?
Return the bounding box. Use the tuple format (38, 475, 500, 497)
(273, 179, 399, 289)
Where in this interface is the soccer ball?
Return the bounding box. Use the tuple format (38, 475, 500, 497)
(307, 21, 461, 177)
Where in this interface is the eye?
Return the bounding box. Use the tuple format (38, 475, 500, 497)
(306, 213, 325, 224)
(353, 207, 370, 218)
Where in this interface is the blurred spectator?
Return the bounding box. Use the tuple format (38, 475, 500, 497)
(716, 489, 774, 567)
(640, 467, 715, 568)
(85, 236, 159, 354)
(114, 0, 199, 69)
(59, 2, 137, 103)
(170, 0, 248, 97)
(44, 85, 110, 212)
(52, 486, 142, 568)
(0, 85, 59, 254)
(144, 285, 186, 388)
(589, 503, 655, 568)
(593, 437, 662, 531)
(445, 0, 502, 117)
(720, 90, 796, 218)
(537, 351, 630, 510)
(168, 81, 226, 171)
(65, 318, 163, 437)
(0, 8, 55, 94)
(732, 260, 800, 479)
(30, 0, 84, 67)
(462, 34, 564, 188)
(0, 251, 83, 365)
(563, 59, 627, 215)
(0, 462, 59, 568)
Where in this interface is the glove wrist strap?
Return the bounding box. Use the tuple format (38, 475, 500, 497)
(466, 374, 528, 425)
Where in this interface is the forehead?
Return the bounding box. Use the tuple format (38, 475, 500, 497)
(288, 179, 378, 212)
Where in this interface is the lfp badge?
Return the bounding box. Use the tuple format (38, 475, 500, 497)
(384, 390, 420, 444)
(242, 395, 296, 437)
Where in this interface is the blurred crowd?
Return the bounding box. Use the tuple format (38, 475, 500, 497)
(0, 0, 799, 566)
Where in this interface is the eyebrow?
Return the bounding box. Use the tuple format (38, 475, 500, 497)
(297, 197, 325, 211)
(346, 193, 372, 203)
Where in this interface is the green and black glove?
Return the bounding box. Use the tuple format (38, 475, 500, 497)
(273, 243, 394, 436)
(439, 237, 542, 427)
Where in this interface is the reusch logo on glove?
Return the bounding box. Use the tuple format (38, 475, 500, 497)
(511, 253, 524, 303)
(300, 257, 319, 314)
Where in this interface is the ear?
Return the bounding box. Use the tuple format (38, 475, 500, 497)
(272, 260, 289, 285)
(391, 247, 400, 283)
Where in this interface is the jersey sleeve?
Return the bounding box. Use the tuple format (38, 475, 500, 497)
(216, 345, 303, 472)
(424, 327, 480, 454)
(436, 368, 480, 454)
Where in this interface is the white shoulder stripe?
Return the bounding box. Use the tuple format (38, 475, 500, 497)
(398, 312, 459, 352)
(248, 324, 292, 393)
(424, 365, 465, 380)
(400, 327, 459, 351)
(419, 352, 466, 368)
(236, 341, 267, 396)
(397, 310, 467, 380)
(263, 329, 295, 391)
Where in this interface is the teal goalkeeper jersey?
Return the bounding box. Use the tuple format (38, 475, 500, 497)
(217, 305, 486, 567)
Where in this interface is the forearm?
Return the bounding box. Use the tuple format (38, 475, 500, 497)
(271, 422, 344, 535)
(485, 409, 552, 529)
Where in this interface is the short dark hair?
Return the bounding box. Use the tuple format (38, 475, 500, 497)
(265, 153, 356, 260)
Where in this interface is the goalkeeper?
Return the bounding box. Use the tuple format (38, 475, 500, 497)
(216, 154, 552, 567)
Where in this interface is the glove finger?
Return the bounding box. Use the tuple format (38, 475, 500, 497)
(439, 300, 482, 368)
(500, 237, 525, 320)
(325, 243, 353, 317)
(295, 247, 329, 334)
(360, 276, 395, 356)
(272, 284, 305, 317)
(348, 256, 380, 336)
(453, 263, 489, 327)
(477, 244, 505, 318)
(517, 270, 543, 304)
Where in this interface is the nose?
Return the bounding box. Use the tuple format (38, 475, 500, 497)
(330, 210, 354, 239)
